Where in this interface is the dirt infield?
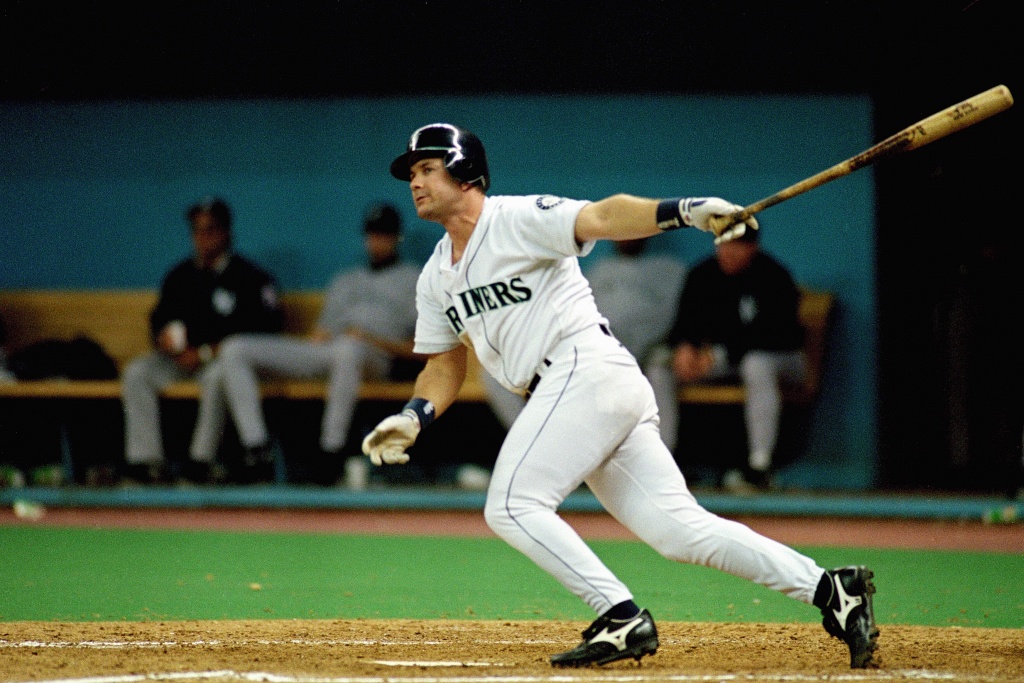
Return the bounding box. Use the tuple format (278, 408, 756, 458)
(2, 618, 1023, 682)
(2, 507, 1023, 682)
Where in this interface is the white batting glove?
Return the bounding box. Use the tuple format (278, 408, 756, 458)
(712, 219, 761, 245)
(361, 412, 420, 465)
(680, 197, 759, 240)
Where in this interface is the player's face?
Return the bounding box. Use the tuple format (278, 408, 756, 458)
(190, 211, 230, 268)
(364, 232, 399, 267)
(408, 157, 463, 221)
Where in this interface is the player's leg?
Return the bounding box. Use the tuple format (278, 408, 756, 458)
(188, 359, 229, 468)
(589, 411, 878, 667)
(483, 390, 635, 613)
(321, 337, 389, 453)
(739, 350, 806, 474)
(121, 351, 186, 474)
(483, 334, 660, 666)
(589, 417, 823, 602)
(219, 334, 331, 450)
(643, 344, 679, 452)
(483, 341, 649, 614)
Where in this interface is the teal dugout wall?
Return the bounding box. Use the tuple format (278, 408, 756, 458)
(0, 95, 875, 489)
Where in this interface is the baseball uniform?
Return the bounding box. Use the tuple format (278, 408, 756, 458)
(122, 252, 283, 467)
(413, 194, 823, 615)
(368, 122, 878, 668)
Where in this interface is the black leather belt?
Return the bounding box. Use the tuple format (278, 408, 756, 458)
(524, 359, 551, 401)
(524, 324, 612, 401)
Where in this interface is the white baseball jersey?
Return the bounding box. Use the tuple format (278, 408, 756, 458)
(413, 194, 607, 393)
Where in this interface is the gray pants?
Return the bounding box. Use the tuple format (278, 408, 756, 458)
(647, 346, 807, 470)
(121, 352, 224, 465)
(215, 333, 391, 454)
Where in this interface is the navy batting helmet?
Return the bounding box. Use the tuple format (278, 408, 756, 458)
(389, 123, 490, 191)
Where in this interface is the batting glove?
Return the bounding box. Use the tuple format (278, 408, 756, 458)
(680, 197, 759, 241)
(362, 412, 420, 465)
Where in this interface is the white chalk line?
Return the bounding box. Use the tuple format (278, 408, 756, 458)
(0, 670, 989, 683)
(373, 661, 500, 667)
(0, 639, 562, 649)
(1, 640, 994, 682)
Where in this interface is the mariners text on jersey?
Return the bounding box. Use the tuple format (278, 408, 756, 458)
(445, 276, 533, 334)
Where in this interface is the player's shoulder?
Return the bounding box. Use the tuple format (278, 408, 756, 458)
(163, 257, 195, 278)
(754, 250, 795, 277)
(487, 194, 579, 212)
(395, 260, 423, 275)
(228, 253, 275, 280)
(394, 261, 424, 285)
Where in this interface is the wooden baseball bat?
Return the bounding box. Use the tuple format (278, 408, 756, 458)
(709, 84, 1014, 235)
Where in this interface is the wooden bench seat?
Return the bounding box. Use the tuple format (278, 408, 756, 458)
(0, 288, 832, 406)
(0, 289, 490, 402)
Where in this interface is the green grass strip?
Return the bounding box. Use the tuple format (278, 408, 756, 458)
(1, 526, 1021, 628)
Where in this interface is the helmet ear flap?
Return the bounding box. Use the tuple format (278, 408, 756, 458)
(445, 147, 476, 188)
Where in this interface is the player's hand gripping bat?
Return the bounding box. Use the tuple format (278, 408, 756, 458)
(708, 84, 1014, 238)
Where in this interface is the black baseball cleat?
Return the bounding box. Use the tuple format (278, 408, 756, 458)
(816, 565, 880, 668)
(550, 608, 659, 667)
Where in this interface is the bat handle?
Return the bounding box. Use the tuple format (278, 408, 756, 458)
(708, 208, 755, 237)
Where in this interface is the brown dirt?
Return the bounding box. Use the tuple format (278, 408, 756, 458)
(2, 619, 1022, 682)
(2, 507, 1023, 682)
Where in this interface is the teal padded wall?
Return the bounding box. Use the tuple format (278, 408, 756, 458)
(0, 94, 875, 488)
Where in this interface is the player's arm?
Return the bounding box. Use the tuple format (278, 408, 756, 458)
(411, 344, 468, 413)
(574, 194, 757, 244)
(361, 345, 467, 465)
(574, 195, 660, 242)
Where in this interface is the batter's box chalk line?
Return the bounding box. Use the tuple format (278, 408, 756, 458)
(11, 669, 1001, 683)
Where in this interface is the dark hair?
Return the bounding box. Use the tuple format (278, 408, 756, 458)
(363, 202, 402, 235)
(186, 197, 232, 232)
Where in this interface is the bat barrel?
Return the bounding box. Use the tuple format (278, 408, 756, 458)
(709, 85, 1014, 237)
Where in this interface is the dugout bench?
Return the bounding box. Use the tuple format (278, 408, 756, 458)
(0, 288, 833, 482)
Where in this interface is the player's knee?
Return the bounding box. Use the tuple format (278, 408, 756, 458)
(121, 357, 155, 392)
(217, 336, 245, 363)
(484, 491, 556, 540)
(483, 498, 512, 535)
(328, 337, 361, 367)
(739, 352, 777, 385)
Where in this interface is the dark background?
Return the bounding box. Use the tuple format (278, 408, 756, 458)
(2, 0, 1019, 492)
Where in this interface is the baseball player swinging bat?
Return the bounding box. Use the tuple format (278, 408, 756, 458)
(709, 84, 1014, 238)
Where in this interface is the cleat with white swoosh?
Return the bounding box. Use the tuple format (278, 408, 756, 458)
(817, 565, 879, 668)
(550, 608, 658, 667)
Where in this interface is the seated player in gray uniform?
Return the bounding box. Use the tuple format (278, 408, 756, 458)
(121, 197, 284, 484)
(212, 203, 420, 476)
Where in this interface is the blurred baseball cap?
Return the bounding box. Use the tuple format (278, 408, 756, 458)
(363, 202, 402, 235)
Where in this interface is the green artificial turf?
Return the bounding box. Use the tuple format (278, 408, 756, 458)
(0, 526, 1020, 628)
